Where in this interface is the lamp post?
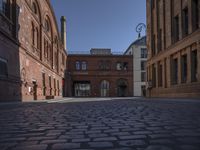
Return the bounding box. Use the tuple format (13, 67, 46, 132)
(136, 23, 146, 38)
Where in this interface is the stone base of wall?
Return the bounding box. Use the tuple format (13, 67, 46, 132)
(147, 83, 200, 98)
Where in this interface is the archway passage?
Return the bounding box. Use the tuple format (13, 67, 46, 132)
(117, 79, 128, 97)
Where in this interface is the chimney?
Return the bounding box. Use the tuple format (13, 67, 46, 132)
(61, 16, 67, 50)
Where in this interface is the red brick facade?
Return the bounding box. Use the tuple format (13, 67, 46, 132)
(146, 0, 200, 98)
(0, 0, 67, 101)
(66, 53, 133, 97)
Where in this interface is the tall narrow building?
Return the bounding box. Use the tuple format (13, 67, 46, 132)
(146, 0, 200, 97)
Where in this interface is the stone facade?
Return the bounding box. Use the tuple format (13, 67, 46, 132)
(0, 0, 67, 101)
(146, 0, 200, 98)
(66, 50, 133, 97)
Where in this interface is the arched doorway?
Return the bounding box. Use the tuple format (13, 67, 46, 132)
(100, 80, 109, 97)
(117, 79, 128, 97)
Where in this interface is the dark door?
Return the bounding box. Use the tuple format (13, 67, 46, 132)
(118, 85, 127, 97)
(32, 81, 37, 100)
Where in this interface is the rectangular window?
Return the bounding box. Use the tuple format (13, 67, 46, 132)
(0, 57, 8, 77)
(54, 78, 56, 95)
(0, 0, 10, 18)
(62, 53, 65, 65)
(141, 48, 147, 58)
(181, 54, 187, 83)
(174, 15, 179, 42)
(141, 61, 146, 71)
(191, 50, 198, 82)
(182, 7, 189, 37)
(141, 72, 146, 82)
(192, 0, 199, 31)
(151, 0, 154, 9)
(152, 34, 156, 56)
(171, 58, 178, 85)
(158, 63, 163, 87)
(157, 29, 162, 52)
(152, 64, 156, 87)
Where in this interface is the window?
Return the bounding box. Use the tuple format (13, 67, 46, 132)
(116, 62, 128, 70)
(99, 60, 111, 70)
(141, 72, 146, 82)
(141, 48, 147, 58)
(152, 64, 156, 87)
(44, 19, 50, 32)
(157, 29, 162, 52)
(181, 55, 187, 83)
(32, 2, 37, 15)
(158, 63, 163, 87)
(182, 7, 189, 37)
(191, 50, 197, 82)
(74, 82, 91, 97)
(32, 23, 35, 45)
(151, 0, 154, 9)
(75, 61, 80, 70)
(81, 61, 87, 70)
(141, 61, 146, 71)
(171, 58, 178, 85)
(0, 0, 10, 18)
(116, 62, 122, 70)
(35, 27, 39, 49)
(192, 0, 199, 31)
(174, 15, 179, 42)
(62, 54, 64, 65)
(152, 34, 156, 56)
(0, 57, 8, 77)
(100, 80, 109, 97)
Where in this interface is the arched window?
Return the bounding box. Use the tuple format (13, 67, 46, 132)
(76, 61, 80, 70)
(32, 2, 37, 14)
(81, 61, 87, 70)
(100, 80, 109, 97)
(35, 27, 39, 49)
(31, 22, 35, 45)
(44, 19, 50, 32)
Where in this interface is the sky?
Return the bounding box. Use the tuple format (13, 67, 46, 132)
(51, 0, 146, 53)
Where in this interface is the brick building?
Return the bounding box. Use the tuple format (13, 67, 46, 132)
(0, 0, 67, 101)
(66, 49, 133, 97)
(146, 0, 200, 97)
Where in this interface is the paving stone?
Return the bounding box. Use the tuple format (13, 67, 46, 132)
(119, 140, 146, 147)
(93, 137, 117, 141)
(52, 143, 81, 150)
(88, 142, 114, 148)
(72, 138, 91, 142)
(119, 135, 147, 140)
(144, 145, 172, 150)
(11, 144, 48, 150)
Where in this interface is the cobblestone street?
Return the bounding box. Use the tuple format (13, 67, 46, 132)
(0, 98, 200, 150)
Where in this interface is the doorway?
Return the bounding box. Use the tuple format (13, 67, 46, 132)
(32, 81, 37, 100)
(117, 79, 128, 97)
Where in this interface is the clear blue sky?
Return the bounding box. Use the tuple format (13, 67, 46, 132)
(51, 0, 146, 52)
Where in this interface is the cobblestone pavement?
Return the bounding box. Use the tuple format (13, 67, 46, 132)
(0, 98, 200, 150)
